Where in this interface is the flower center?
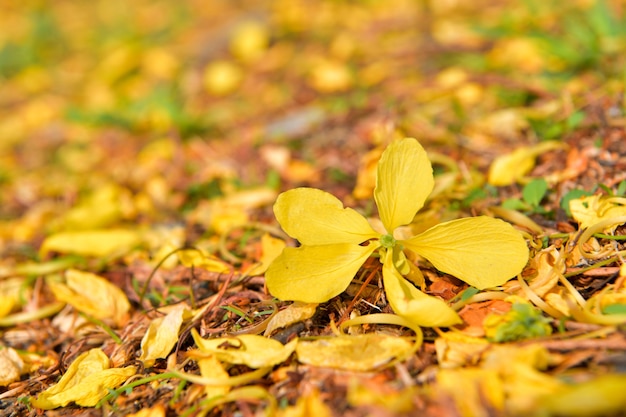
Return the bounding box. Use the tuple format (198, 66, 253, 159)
(380, 233, 396, 249)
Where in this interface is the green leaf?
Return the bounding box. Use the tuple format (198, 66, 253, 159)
(502, 198, 530, 211)
(601, 304, 626, 315)
(460, 287, 480, 302)
(404, 217, 528, 289)
(522, 178, 548, 207)
(265, 243, 378, 303)
(566, 111, 585, 130)
(485, 303, 552, 343)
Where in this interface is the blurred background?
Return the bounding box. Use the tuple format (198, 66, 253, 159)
(1, 0, 625, 245)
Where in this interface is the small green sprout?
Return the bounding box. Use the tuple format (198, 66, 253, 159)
(502, 178, 549, 214)
(484, 303, 552, 343)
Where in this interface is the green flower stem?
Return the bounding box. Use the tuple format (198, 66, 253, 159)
(79, 313, 122, 344)
(380, 234, 396, 249)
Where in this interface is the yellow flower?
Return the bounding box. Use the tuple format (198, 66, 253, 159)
(266, 138, 528, 327)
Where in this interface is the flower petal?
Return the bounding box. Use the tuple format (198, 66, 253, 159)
(382, 254, 461, 327)
(31, 349, 136, 409)
(374, 138, 434, 232)
(274, 188, 378, 245)
(404, 216, 529, 289)
(191, 329, 297, 368)
(266, 243, 378, 303)
(296, 334, 415, 371)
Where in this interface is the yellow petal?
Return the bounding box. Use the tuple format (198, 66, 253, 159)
(191, 329, 297, 368)
(296, 334, 414, 371)
(245, 233, 287, 276)
(437, 368, 504, 417)
(265, 243, 378, 303)
(264, 302, 318, 336)
(404, 216, 528, 289)
(382, 256, 461, 327)
(526, 248, 563, 297)
(203, 60, 243, 96)
(0, 347, 24, 386)
(374, 138, 434, 232)
(487, 141, 566, 186)
(540, 374, 626, 417)
(570, 194, 626, 230)
(274, 188, 378, 245)
(126, 404, 166, 417)
(277, 388, 332, 417)
(347, 380, 416, 414)
(139, 305, 188, 367)
(198, 355, 230, 399)
(230, 21, 270, 63)
(178, 249, 231, 273)
(353, 146, 384, 199)
(59, 183, 130, 230)
(31, 348, 136, 409)
(434, 333, 490, 369)
(48, 269, 131, 326)
(40, 229, 141, 258)
(0, 278, 22, 318)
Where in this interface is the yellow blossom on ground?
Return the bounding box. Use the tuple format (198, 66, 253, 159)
(266, 138, 528, 327)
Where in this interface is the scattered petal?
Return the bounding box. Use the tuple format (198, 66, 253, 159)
(178, 249, 231, 273)
(437, 368, 504, 417)
(48, 269, 131, 327)
(230, 21, 269, 63)
(570, 194, 626, 230)
(192, 329, 297, 368)
(353, 146, 384, 199)
(309, 60, 353, 93)
(264, 302, 318, 336)
(434, 332, 490, 369)
(277, 388, 332, 417)
(31, 348, 136, 409)
(0, 347, 24, 386)
(40, 229, 141, 258)
(539, 374, 626, 417)
(198, 355, 230, 399)
(348, 379, 416, 414)
(203, 60, 243, 96)
(487, 141, 566, 186)
(246, 233, 287, 276)
(126, 404, 166, 417)
(296, 334, 414, 372)
(139, 304, 189, 367)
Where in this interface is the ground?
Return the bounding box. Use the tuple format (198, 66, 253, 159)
(1, 0, 626, 416)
